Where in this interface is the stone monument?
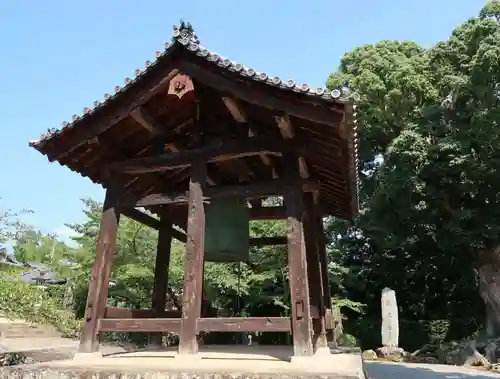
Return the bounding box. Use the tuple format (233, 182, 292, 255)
(381, 287, 399, 348)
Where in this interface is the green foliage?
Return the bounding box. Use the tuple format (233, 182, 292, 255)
(332, 298, 366, 316)
(325, 1, 500, 350)
(338, 333, 358, 347)
(0, 201, 33, 246)
(0, 262, 25, 275)
(0, 273, 81, 338)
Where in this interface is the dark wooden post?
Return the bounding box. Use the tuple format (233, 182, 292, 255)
(285, 182, 314, 357)
(304, 193, 329, 352)
(315, 202, 335, 344)
(178, 161, 206, 355)
(148, 212, 173, 347)
(78, 177, 122, 354)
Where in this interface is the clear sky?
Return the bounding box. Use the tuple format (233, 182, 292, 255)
(0, 0, 487, 244)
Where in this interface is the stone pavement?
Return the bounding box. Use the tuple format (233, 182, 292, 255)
(365, 361, 500, 379)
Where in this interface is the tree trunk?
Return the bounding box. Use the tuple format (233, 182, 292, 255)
(478, 246, 500, 337)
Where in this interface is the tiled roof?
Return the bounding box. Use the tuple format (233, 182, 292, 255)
(29, 20, 360, 215)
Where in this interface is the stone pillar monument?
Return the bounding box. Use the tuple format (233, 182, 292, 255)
(381, 287, 399, 348)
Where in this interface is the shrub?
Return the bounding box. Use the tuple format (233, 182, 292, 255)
(338, 333, 358, 347)
(0, 352, 28, 366)
(0, 273, 81, 338)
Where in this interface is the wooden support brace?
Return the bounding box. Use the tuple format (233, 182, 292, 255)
(127, 179, 318, 208)
(99, 318, 182, 333)
(103, 307, 181, 319)
(107, 135, 295, 174)
(121, 207, 187, 243)
(197, 317, 291, 332)
(249, 236, 287, 247)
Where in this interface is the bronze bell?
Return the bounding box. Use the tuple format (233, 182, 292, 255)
(204, 198, 249, 263)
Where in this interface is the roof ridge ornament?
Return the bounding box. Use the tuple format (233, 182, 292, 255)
(173, 20, 199, 44)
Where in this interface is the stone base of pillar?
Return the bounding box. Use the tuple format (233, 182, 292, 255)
(314, 345, 331, 356)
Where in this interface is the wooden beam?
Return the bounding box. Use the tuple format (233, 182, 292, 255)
(149, 214, 173, 346)
(249, 236, 287, 247)
(164, 142, 216, 186)
(78, 176, 122, 353)
(107, 135, 291, 174)
(222, 97, 247, 123)
(222, 96, 278, 178)
(178, 162, 207, 355)
(179, 61, 341, 126)
(130, 107, 162, 135)
(104, 307, 181, 319)
(126, 179, 318, 208)
(299, 157, 310, 179)
(275, 115, 311, 179)
(50, 68, 181, 162)
(121, 207, 187, 243)
(121, 207, 160, 229)
(197, 317, 291, 332)
(275, 115, 295, 139)
(98, 318, 181, 333)
(249, 206, 286, 220)
(129, 104, 218, 186)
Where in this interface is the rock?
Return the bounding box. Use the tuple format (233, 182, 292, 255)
(413, 337, 500, 367)
(375, 346, 404, 358)
(491, 363, 500, 373)
(441, 340, 491, 368)
(485, 341, 497, 363)
(463, 344, 491, 368)
(421, 356, 439, 364)
(362, 349, 377, 360)
(412, 344, 439, 357)
(436, 344, 449, 364)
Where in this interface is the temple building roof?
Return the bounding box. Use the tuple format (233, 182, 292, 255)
(29, 21, 360, 223)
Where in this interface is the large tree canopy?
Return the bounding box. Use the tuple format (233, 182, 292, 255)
(326, 0, 500, 346)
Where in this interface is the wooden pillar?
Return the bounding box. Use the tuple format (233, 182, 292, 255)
(315, 205, 335, 344)
(148, 213, 173, 347)
(78, 177, 122, 353)
(178, 161, 206, 355)
(304, 193, 329, 352)
(285, 184, 314, 357)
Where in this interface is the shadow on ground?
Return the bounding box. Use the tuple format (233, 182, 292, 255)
(366, 361, 500, 379)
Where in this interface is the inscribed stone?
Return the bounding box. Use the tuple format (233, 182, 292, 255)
(381, 287, 399, 347)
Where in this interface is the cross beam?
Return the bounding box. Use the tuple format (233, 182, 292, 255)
(106, 135, 298, 175)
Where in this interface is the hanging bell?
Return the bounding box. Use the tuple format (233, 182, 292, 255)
(204, 198, 250, 263)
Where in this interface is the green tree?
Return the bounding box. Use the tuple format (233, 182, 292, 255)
(326, 1, 500, 346)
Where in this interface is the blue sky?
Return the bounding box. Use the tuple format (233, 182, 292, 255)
(0, 0, 487, 244)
